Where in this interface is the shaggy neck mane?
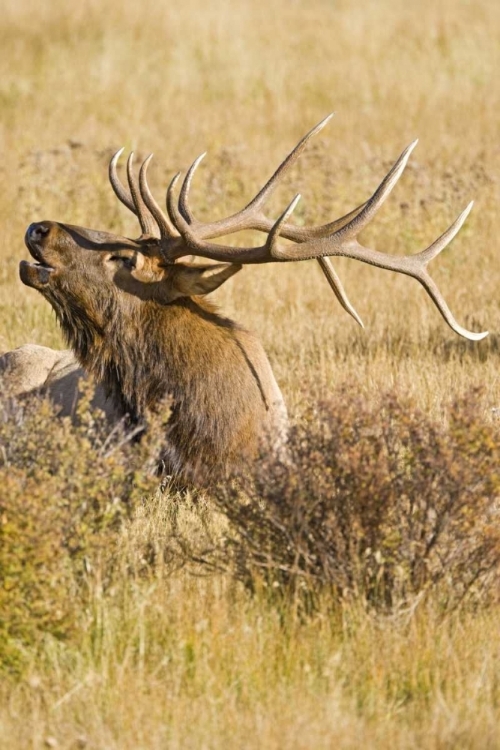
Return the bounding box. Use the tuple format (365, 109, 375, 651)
(55, 293, 237, 422)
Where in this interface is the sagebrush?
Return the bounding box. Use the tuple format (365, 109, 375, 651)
(0, 387, 163, 671)
(194, 390, 500, 610)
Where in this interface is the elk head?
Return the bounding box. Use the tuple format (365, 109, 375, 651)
(21, 222, 240, 334)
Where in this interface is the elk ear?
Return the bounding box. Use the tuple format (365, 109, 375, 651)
(170, 263, 242, 298)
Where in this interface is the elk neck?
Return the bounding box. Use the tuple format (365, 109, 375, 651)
(55, 291, 241, 422)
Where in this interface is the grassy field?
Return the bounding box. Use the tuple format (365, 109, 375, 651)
(1, 0, 500, 746)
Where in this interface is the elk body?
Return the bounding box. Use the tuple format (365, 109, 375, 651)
(0, 344, 113, 417)
(20, 116, 486, 481)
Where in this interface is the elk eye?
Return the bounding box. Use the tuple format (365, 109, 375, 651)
(109, 255, 134, 268)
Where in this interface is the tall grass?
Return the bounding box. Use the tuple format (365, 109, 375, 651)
(1, 0, 500, 746)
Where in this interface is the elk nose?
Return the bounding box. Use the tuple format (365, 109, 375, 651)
(27, 223, 50, 244)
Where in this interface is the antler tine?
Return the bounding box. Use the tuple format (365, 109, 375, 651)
(179, 153, 206, 223)
(139, 155, 179, 239)
(266, 194, 365, 328)
(126, 153, 159, 238)
(407, 202, 487, 341)
(248, 113, 334, 213)
(178, 115, 333, 233)
(175, 114, 366, 244)
(109, 148, 136, 214)
(418, 200, 473, 265)
(333, 140, 418, 242)
(267, 194, 302, 257)
(166, 172, 183, 233)
(318, 258, 365, 328)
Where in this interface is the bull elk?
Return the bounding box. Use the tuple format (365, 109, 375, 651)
(19, 116, 486, 481)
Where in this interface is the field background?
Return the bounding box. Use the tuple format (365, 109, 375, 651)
(1, 0, 500, 747)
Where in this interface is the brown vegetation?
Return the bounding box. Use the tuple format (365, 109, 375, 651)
(0, 387, 163, 671)
(198, 391, 500, 610)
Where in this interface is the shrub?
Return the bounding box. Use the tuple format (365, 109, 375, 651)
(201, 389, 500, 611)
(0, 387, 163, 672)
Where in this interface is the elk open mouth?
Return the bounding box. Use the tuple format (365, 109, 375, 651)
(19, 258, 55, 288)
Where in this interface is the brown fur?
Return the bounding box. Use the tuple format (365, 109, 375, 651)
(20, 222, 287, 481)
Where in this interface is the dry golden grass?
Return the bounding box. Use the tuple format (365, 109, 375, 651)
(3, 579, 500, 750)
(1, 0, 500, 746)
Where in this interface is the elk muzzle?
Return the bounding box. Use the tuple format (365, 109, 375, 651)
(20, 222, 56, 288)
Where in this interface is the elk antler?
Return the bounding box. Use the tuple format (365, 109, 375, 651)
(109, 149, 178, 239)
(110, 119, 487, 341)
(164, 125, 487, 341)
(110, 118, 366, 327)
